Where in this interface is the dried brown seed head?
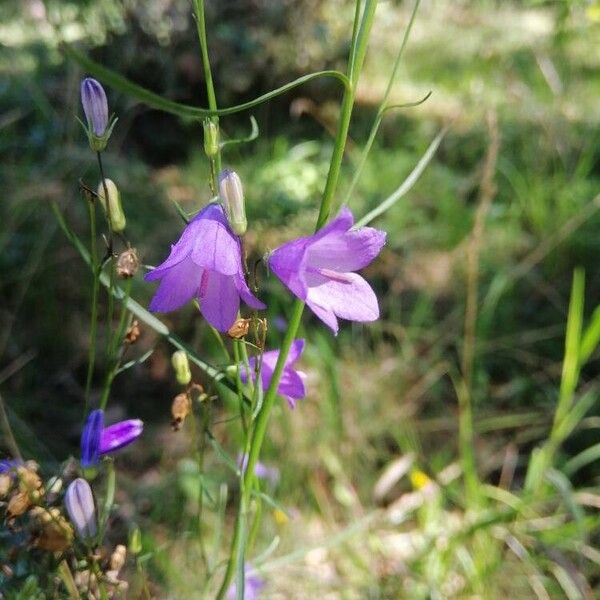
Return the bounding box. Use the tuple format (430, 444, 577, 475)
(116, 248, 139, 278)
(227, 318, 250, 339)
(124, 320, 141, 344)
(171, 392, 191, 431)
(110, 544, 127, 572)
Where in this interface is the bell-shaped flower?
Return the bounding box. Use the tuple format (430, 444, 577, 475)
(268, 207, 386, 334)
(64, 478, 97, 543)
(240, 339, 306, 408)
(145, 203, 265, 332)
(81, 409, 143, 469)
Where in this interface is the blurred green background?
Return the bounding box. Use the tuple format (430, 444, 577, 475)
(1, 0, 599, 597)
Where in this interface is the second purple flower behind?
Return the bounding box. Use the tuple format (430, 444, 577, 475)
(268, 206, 386, 334)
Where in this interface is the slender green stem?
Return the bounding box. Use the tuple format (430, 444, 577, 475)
(344, 0, 421, 203)
(84, 199, 99, 413)
(216, 3, 378, 596)
(99, 279, 132, 410)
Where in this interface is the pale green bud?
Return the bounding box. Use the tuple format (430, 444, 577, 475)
(128, 524, 142, 555)
(171, 350, 192, 386)
(203, 119, 219, 158)
(219, 169, 247, 235)
(97, 178, 126, 232)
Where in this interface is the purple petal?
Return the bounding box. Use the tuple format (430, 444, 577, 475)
(305, 300, 339, 334)
(148, 257, 201, 312)
(235, 275, 266, 310)
(198, 270, 240, 331)
(311, 205, 354, 240)
(227, 565, 264, 600)
(307, 271, 379, 331)
(99, 419, 143, 454)
(189, 204, 242, 276)
(307, 226, 386, 272)
(278, 367, 306, 408)
(267, 238, 310, 301)
(286, 339, 305, 364)
(81, 409, 104, 468)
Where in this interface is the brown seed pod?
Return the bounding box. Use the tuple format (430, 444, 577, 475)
(116, 248, 140, 278)
(29, 507, 74, 552)
(7, 491, 31, 518)
(227, 318, 250, 339)
(171, 392, 191, 431)
(124, 320, 141, 344)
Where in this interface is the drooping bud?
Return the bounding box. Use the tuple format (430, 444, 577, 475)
(203, 119, 219, 158)
(171, 350, 192, 386)
(128, 524, 142, 555)
(64, 478, 97, 544)
(116, 248, 139, 278)
(99, 419, 144, 454)
(80, 78, 117, 152)
(81, 409, 104, 472)
(219, 169, 247, 235)
(97, 179, 126, 232)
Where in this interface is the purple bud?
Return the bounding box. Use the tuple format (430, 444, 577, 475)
(81, 409, 104, 468)
(99, 419, 144, 454)
(81, 78, 108, 136)
(64, 478, 97, 542)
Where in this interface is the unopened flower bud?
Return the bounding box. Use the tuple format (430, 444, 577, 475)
(117, 248, 139, 278)
(203, 119, 219, 157)
(171, 350, 192, 386)
(81, 409, 103, 471)
(80, 78, 117, 152)
(64, 478, 97, 543)
(97, 179, 126, 232)
(219, 169, 247, 235)
(128, 524, 142, 555)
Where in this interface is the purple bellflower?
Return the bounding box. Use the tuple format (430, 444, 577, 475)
(240, 339, 306, 408)
(226, 564, 264, 600)
(64, 478, 97, 543)
(145, 203, 265, 332)
(81, 409, 143, 468)
(268, 206, 386, 334)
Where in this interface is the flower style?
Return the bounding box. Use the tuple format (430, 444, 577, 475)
(226, 564, 264, 600)
(81, 409, 143, 468)
(268, 207, 386, 334)
(240, 339, 306, 408)
(145, 203, 265, 332)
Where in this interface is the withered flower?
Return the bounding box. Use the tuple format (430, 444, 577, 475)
(124, 320, 141, 344)
(29, 506, 74, 552)
(117, 248, 139, 278)
(171, 392, 191, 431)
(227, 318, 250, 339)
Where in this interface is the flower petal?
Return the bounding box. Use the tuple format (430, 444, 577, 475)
(268, 238, 310, 301)
(307, 271, 379, 326)
(286, 338, 305, 364)
(235, 275, 266, 310)
(198, 270, 240, 332)
(99, 419, 143, 454)
(278, 367, 306, 408)
(148, 257, 201, 312)
(305, 299, 339, 334)
(308, 226, 386, 272)
(81, 409, 103, 468)
(189, 204, 242, 276)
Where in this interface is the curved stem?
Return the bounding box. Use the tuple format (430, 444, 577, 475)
(63, 43, 350, 119)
